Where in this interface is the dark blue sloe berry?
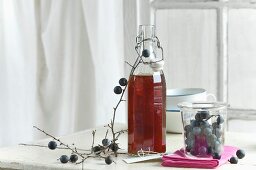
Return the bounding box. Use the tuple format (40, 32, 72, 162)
(114, 86, 122, 94)
(207, 147, 212, 154)
(70, 154, 78, 163)
(142, 49, 150, 58)
(184, 125, 192, 132)
(199, 110, 210, 119)
(229, 156, 238, 164)
(190, 149, 197, 156)
(195, 113, 202, 121)
(110, 143, 119, 152)
(105, 156, 113, 165)
(119, 78, 127, 86)
(102, 138, 111, 146)
(191, 120, 200, 127)
(212, 153, 221, 159)
(212, 122, 220, 129)
(93, 146, 101, 155)
(217, 115, 224, 124)
(186, 146, 191, 152)
(48, 141, 57, 150)
(60, 155, 69, 163)
(236, 149, 245, 159)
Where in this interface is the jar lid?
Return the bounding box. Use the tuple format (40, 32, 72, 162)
(177, 102, 229, 110)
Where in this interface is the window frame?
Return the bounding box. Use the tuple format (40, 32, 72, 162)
(123, 0, 256, 126)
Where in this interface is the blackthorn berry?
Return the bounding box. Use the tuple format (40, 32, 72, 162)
(195, 113, 201, 121)
(102, 138, 111, 146)
(93, 146, 101, 155)
(110, 143, 119, 152)
(184, 125, 192, 132)
(142, 49, 150, 58)
(60, 155, 69, 163)
(212, 122, 220, 129)
(191, 120, 200, 127)
(48, 141, 57, 150)
(236, 149, 245, 159)
(70, 154, 78, 163)
(207, 147, 212, 154)
(212, 153, 221, 159)
(229, 156, 238, 164)
(119, 78, 127, 86)
(105, 156, 113, 165)
(199, 110, 210, 119)
(186, 146, 191, 152)
(217, 115, 224, 124)
(114, 86, 122, 94)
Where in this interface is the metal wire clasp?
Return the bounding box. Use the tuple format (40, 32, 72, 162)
(135, 34, 164, 64)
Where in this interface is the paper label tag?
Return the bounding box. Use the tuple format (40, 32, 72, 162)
(153, 72, 161, 83)
(123, 154, 162, 164)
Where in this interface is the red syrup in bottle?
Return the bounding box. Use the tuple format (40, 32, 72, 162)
(128, 73, 166, 154)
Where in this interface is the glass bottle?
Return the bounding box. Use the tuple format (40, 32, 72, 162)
(128, 25, 166, 154)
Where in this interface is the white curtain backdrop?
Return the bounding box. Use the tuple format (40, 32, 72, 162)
(0, 0, 126, 147)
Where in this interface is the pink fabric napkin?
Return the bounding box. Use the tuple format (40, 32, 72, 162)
(162, 146, 238, 169)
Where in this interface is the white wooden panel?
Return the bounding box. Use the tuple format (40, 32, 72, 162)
(137, 0, 154, 25)
(228, 0, 256, 2)
(153, 0, 221, 2)
(228, 119, 256, 133)
(123, 0, 138, 78)
(156, 9, 218, 96)
(217, 7, 228, 102)
(228, 9, 256, 109)
(152, 0, 256, 9)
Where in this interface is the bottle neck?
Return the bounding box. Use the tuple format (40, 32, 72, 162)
(138, 25, 157, 63)
(132, 66, 163, 76)
(135, 25, 164, 74)
(138, 25, 155, 39)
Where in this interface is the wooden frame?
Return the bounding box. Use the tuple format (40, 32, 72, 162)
(123, 0, 256, 124)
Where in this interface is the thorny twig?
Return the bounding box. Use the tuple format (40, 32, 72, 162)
(29, 125, 124, 167)
(19, 143, 90, 151)
(104, 129, 109, 139)
(107, 56, 141, 157)
(33, 126, 86, 161)
(22, 32, 164, 168)
(91, 130, 96, 152)
(30, 126, 107, 170)
(108, 82, 128, 157)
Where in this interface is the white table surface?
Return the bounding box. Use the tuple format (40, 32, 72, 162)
(0, 124, 255, 170)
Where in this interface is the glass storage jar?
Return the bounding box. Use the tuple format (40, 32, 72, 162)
(178, 102, 229, 158)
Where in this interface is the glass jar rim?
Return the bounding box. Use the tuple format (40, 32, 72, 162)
(177, 101, 229, 110)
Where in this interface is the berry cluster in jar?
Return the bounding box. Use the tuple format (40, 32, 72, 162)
(184, 110, 225, 159)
